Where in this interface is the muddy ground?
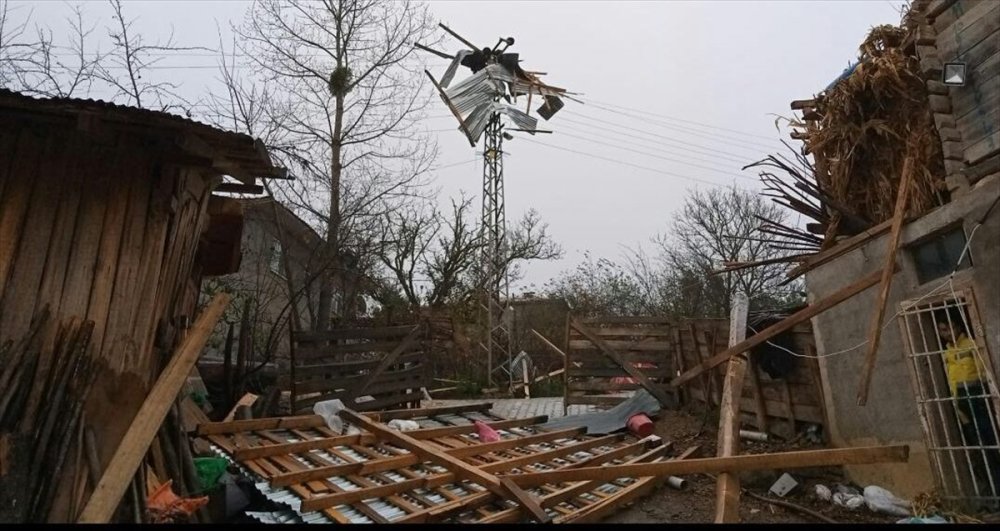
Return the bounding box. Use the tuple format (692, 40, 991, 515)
(603, 406, 902, 524)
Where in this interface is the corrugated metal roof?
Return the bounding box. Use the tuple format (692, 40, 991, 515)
(0, 89, 284, 181)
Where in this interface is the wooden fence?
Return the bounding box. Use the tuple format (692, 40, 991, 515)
(287, 323, 431, 414)
(677, 319, 828, 437)
(564, 317, 677, 411)
(561, 314, 828, 438)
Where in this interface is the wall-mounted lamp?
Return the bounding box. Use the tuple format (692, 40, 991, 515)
(943, 62, 967, 86)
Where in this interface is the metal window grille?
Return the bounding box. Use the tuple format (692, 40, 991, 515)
(898, 291, 1000, 509)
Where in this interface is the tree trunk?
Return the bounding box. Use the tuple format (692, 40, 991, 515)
(317, 92, 345, 331)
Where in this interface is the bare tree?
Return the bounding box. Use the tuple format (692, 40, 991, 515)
(657, 185, 799, 317)
(546, 186, 801, 318)
(1, 1, 103, 98)
(499, 208, 564, 287)
(232, 0, 440, 330)
(96, 0, 208, 110)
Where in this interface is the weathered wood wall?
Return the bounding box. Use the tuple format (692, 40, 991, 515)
(0, 122, 219, 521)
(927, 0, 1000, 183)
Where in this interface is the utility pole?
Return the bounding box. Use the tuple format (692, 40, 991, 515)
(420, 24, 572, 391)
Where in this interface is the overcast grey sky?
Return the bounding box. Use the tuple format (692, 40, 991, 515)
(22, 0, 904, 292)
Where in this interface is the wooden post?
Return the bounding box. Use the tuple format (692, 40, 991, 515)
(856, 155, 914, 406)
(77, 293, 230, 523)
(670, 267, 888, 388)
(715, 293, 749, 523)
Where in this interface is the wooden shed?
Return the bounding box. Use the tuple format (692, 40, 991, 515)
(0, 89, 283, 522)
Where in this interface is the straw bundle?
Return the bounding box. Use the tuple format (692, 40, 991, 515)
(793, 21, 945, 233)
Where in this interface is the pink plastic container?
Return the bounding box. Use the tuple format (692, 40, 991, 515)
(626, 413, 654, 437)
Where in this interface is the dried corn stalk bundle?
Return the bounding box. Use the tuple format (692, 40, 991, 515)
(792, 22, 945, 237)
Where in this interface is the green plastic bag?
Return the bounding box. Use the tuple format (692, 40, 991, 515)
(193, 457, 228, 493)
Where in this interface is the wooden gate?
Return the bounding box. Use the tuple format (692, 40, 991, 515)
(287, 323, 430, 414)
(564, 316, 676, 411)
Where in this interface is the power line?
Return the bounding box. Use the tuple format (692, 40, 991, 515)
(578, 96, 787, 142)
(431, 157, 478, 171)
(517, 137, 753, 190)
(549, 129, 756, 181)
(563, 110, 771, 157)
(570, 105, 784, 152)
(557, 118, 752, 167)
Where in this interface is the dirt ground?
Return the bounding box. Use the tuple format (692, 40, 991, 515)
(603, 406, 902, 524)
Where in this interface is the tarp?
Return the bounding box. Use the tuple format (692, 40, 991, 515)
(538, 389, 662, 435)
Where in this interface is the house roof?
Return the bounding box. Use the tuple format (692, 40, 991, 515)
(0, 89, 286, 183)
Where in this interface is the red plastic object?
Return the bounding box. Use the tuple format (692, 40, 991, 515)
(474, 420, 501, 442)
(626, 413, 654, 437)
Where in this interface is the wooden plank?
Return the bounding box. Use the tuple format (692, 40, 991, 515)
(77, 293, 230, 523)
(0, 130, 40, 323)
(294, 339, 421, 359)
(746, 356, 769, 433)
(365, 402, 493, 421)
(954, 67, 1000, 122)
(339, 410, 551, 523)
(479, 434, 623, 474)
(294, 325, 420, 343)
(785, 217, 894, 281)
(689, 324, 718, 405)
(196, 415, 326, 436)
(0, 134, 62, 341)
(566, 366, 670, 378)
(344, 325, 424, 399)
(504, 445, 911, 487)
(403, 416, 548, 440)
(783, 380, 797, 431)
(570, 326, 675, 337)
(965, 130, 1000, 164)
(671, 267, 888, 388)
(294, 362, 425, 395)
(570, 317, 674, 407)
(935, 1, 999, 61)
(688, 387, 825, 425)
(83, 153, 134, 359)
(805, 345, 831, 431)
(957, 101, 1000, 148)
(715, 293, 749, 523)
(295, 352, 424, 379)
(499, 477, 552, 523)
(579, 316, 671, 325)
(569, 339, 673, 351)
(856, 154, 914, 407)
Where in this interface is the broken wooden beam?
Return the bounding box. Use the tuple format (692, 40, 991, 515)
(195, 415, 326, 436)
(670, 267, 889, 388)
(531, 328, 568, 359)
(856, 154, 914, 407)
(503, 445, 910, 487)
(715, 293, 749, 523)
(77, 293, 231, 523)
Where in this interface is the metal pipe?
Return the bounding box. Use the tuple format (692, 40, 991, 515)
(666, 476, 687, 490)
(740, 429, 769, 442)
